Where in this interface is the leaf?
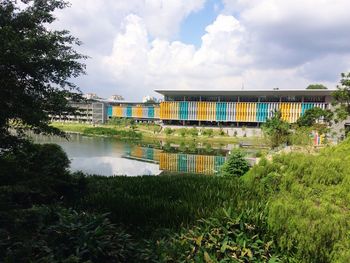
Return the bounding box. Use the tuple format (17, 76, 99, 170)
(204, 251, 214, 263)
(196, 235, 203, 246)
(220, 240, 228, 253)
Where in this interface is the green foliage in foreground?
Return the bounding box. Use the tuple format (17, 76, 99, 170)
(76, 175, 242, 231)
(142, 207, 284, 262)
(1, 206, 134, 263)
(243, 137, 350, 263)
(4, 138, 350, 262)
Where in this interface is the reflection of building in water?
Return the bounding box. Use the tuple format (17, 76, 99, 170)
(124, 146, 161, 162)
(123, 145, 226, 175)
(159, 153, 226, 175)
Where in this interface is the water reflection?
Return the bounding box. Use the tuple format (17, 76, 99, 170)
(33, 133, 230, 176)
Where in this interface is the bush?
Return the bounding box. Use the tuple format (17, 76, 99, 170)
(83, 127, 141, 139)
(189, 127, 198, 137)
(219, 127, 225, 136)
(262, 111, 291, 148)
(221, 149, 250, 177)
(145, 208, 284, 262)
(164, 127, 173, 136)
(0, 143, 82, 206)
(178, 128, 187, 137)
(202, 128, 213, 137)
(243, 137, 350, 262)
(1, 206, 135, 263)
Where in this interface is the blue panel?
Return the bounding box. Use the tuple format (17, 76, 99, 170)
(146, 148, 153, 160)
(179, 101, 189, 120)
(148, 107, 154, 118)
(222, 103, 227, 121)
(178, 154, 187, 172)
(216, 102, 227, 121)
(214, 156, 225, 171)
(126, 106, 132, 117)
(107, 106, 112, 117)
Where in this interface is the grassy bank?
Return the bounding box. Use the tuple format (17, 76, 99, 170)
(51, 122, 142, 139)
(51, 121, 263, 145)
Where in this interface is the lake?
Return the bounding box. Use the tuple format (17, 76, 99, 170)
(33, 133, 255, 176)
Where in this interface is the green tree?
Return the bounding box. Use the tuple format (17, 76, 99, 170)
(332, 72, 350, 121)
(0, 0, 86, 150)
(296, 107, 333, 128)
(262, 111, 290, 148)
(306, 84, 327, 89)
(221, 149, 250, 177)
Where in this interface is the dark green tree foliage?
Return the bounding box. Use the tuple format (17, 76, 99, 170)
(0, 0, 86, 149)
(332, 72, 350, 121)
(296, 107, 333, 127)
(221, 149, 250, 177)
(306, 84, 328, 89)
(262, 111, 290, 148)
(0, 143, 83, 209)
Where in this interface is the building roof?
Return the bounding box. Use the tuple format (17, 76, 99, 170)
(155, 89, 335, 97)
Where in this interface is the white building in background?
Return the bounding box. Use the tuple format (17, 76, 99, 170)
(142, 95, 158, 103)
(83, 93, 100, 100)
(109, 95, 125, 101)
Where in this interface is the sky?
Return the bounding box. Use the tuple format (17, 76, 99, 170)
(51, 0, 350, 100)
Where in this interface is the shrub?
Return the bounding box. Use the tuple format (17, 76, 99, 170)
(202, 128, 213, 137)
(0, 143, 82, 206)
(242, 137, 350, 262)
(1, 206, 135, 263)
(164, 127, 173, 136)
(189, 127, 198, 137)
(83, 127, 141, 139)
(178, 128, 187, 137)
(145, 208, 283, 262)
(262, 111, 291, 148)
(221, 149, 250, 177)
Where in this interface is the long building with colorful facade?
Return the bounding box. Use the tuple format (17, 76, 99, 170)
(106, 89, 332, 126)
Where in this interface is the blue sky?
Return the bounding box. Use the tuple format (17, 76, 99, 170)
(179, 0, 223, 47)
(50, 0, 350, 100)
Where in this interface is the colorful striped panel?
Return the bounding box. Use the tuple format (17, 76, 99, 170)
(107, 106, 113, 117)
(179, 101, 189, 120)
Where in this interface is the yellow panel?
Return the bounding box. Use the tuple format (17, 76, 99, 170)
(154, 107, 160, 119)
(136, 106, 142, 118)
(112, 106, 123, 117)
(242, 103, 247, 122)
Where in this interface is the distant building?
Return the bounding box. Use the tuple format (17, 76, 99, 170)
(83, 93, 99, 100)
(109, 95, 125, 101)
(142, 95, 157, 103)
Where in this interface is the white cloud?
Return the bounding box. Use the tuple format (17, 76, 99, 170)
(103, 14, 252, 98)
(50, 0, 350, 99)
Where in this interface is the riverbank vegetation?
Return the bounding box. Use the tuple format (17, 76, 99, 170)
(51, 121, 263, 145)
(3, 137, 350, 262)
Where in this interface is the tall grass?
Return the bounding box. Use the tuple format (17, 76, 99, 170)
(243, 137, 350, 262)
(75, 175, 243, 233)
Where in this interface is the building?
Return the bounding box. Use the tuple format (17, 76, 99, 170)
(106, 89, 333, 126)
(109, 95, 125, 101)
(83, 93, 100, 100)
(50, 99, 108, 124)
